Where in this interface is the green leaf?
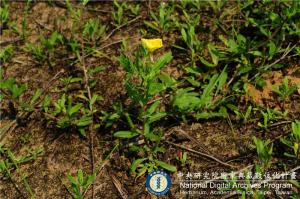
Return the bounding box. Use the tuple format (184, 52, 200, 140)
(154, 160, 177, 172)
(181, 28, 187, 43)
(89, 94, 99, 110)
(118, 55, 132, 73)
(151, 52, 172, 76)
(68, 103, 82, 117)
(268, 41, 276, 58)
(173, 88, 201, 112)
(113, 131, 139, 139)
(144, 21, 160, 32)
(11, 83, 27, 99)
(147, 112, 167, 124)
(146, 101, 160, 116)
(159, 73, 177, 88)
(196, 107, 228, 119)
(137, 164, 148, 178)
(79, 128, 86, 137)
(130, 158, 147, 174)
(200, 57, 217, 67)
(0, 78, 15, 89)
(67, 174, 77, 185)
(76, 116, 92, 127)
(148, 82, 165, 96)
(208, 44, 219, 65)
(186, 77, 200, 87)
(77, 169, 84, 185)
(30, 89, 42, 105)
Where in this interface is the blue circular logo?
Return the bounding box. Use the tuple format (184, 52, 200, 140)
(146, 170, 172, 196)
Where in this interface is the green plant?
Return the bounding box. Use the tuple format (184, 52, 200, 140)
(0, 3, 9, 29)
(172, 68, 229, 120)
(253, 136, 273, 171)
(67, 169, 96, 199)
(0, 77, 27, 100)
(178, 0, 204, 10)
(124, 3, 140, 16)
(258, 108, 288, 130)
(208, 0, 226, 13)
(100, 102, 123, 128)
(20, 0, 33, 39)
(273, 76, 298, 105)
(179, 24, 203, 66)
(281, 121, 300, 160)
(0, 145, 43, 198)
(83, 18, 106, 44)
(112, 0, 125, 27)
(144, 3, 174, 33)
(49, 94, 93, 136)
(81, 0, 89, 6)
(114, 45, 176, 176)
(65, 0, 81, 20)
(0, 45, 13, 62)
(227, 104, 252, 123)
(26, 31, 63, 65)
(176, 151, 188, 166)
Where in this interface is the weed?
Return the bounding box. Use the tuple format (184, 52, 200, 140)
(144, 3, 174, 34)
(273, 76, 298, 106)
(0, 145, 43, 198)
(227, 104, 252, 123)
(83, 19, 106, 44)
(281, 121, 300, 160)
(0, 3, 9, 29)
(172, 68, 228, 120)
(66, 169, 96, 199)
(112, 0, 126, 27)
(48, 94, 93, 136)
(0, 77, 27, 100)
(253, 137, 273, 171)
(258, 108, 288, 130)
(176, 151, 188, 167)
(0, 45, 13, 62)
(114, 41, 176, 176)
(26, 31, 63, 66)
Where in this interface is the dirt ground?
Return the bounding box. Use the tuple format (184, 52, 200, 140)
(1, 1, 299, 199)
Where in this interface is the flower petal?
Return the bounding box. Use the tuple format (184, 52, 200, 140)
(141, 38, 163, 52)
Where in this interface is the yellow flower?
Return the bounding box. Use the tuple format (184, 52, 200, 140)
(141, 38, 163, 52)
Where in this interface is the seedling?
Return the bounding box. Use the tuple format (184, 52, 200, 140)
(253, 136, 273, 171)
(172, 67, 228, 120)
(83, 19, 106, 44)
(0, 45, 13, 63)
(227, 104, 252, 123)
(0, 77, 27, 99)
(100, 102, 123, 128)
(258, 108, 288, 130)
(125, 3, 140, 16)
(144, 3, 174, 33)
(0, 4, 9, 28)
(26, 31, 63, 66)
(67, 169, 96, 199)
(0, 145, 42, 198)
(65, 0, 81, 20)
(281, 121, 300, 161)
(179, 24, 202, 66)
(176, 151, 188, 166)
(112, 0, 126, 27)
(273, 76, 298, 106)
(178, 0, 203, 10)
(49, 94, 93, 136)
